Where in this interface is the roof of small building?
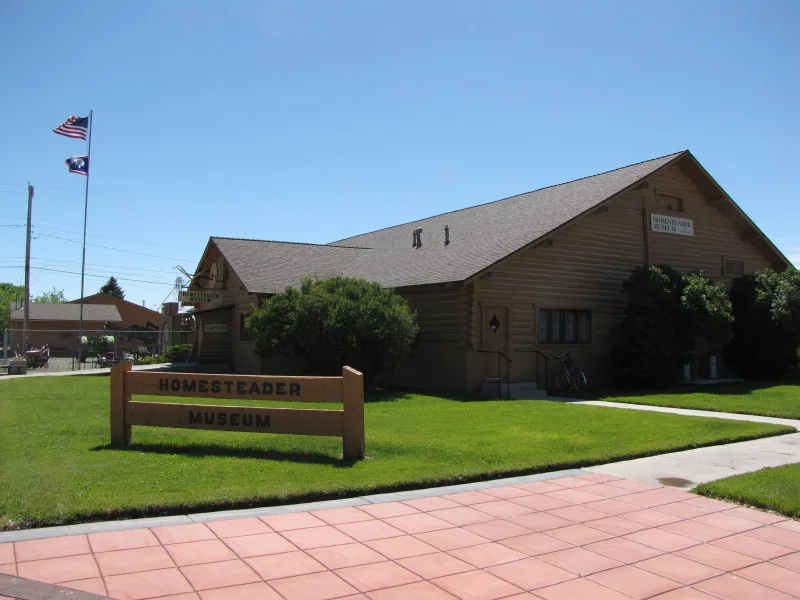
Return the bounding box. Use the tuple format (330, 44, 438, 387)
(198, 150, 790, 294)
(9, 303, 122, 322)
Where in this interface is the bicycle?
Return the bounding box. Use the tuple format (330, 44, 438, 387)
(553, 352, 587, 393)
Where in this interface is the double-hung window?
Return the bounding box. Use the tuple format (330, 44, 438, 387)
(538, 309, 592, 344)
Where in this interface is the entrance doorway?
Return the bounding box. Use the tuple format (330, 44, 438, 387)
(481, 307, 509, 381)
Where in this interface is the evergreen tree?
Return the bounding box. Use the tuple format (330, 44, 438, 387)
(99, 276, 125, 299)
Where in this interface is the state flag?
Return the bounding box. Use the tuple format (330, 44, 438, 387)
(65, 155, 89, 176)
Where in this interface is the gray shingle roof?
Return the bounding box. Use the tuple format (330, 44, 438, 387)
(9, 303, 122, 322)
(211, 151, 685, 293)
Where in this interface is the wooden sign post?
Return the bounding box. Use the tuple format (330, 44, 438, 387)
(110, 363, 365, 459)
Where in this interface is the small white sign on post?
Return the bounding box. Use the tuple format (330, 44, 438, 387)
(650, 214, 694, 236)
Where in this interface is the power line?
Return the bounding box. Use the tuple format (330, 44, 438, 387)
(33, 232, 192, 261)
(0, 265, 174, 285)
(0, 257, 183, 275)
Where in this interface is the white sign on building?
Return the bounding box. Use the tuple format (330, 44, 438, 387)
(179, 290, 222, 305)
(204, 324, 228, 333)
(650, 214, 694, 236)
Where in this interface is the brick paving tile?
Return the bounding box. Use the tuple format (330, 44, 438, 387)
(588, 565, 681, 599)
(366, 579, 460, 599)
(711, 533, 794, 561)
(61, 576, 107, 595)
(604, 479, 662, 492)
(509, 513, 574, 532)
(622, 509, 683, 527)
(471, 500, 536, 519)
(744, 525, 800, 551)
(677, 543, 760, 571)
(509, 495, 571, 511)
(660, 520, 734, 542)
(537, 547, 623, 576)
(544, 489, 607, 505)
(624, 528, 701, 552)
(463, 519, 533, 541)
(164, 539, 238, 566)
(576, 473, 623, 483)
(429, 506, 498, 526)
(720, 506, 786, 525)
(440, 491, 499, 506)
(512, 481, 566, 494)
(735, 562, 800, 596)
(222, 532, 298, 558)
(401, 496, 461, 512)
(17, 554, 99, 584)
(548, 477, 595, 489)
(546, 505, 610, 524)
(648, 588, 721, 600)
(694, 573, 797, 600)
(0, 544, 13, 565)
(14, 535, 90, 562)
(532, 576, 631, 600)
(204, 517, 273, 538)
(88, 529, 161, 553)
(577, 483, 636, 499)
(280, 525, 356, 549)
(0, 563, 15, 575)
(481, 486, 533, 499)
(582, 537, 663, 563)
(311, 506, 375, 525)
(245, 550, 326, 580)
(487, 556, 575, 591)
(621, 489, 689, 509)
(384, 513, 454, 535)
(104, 567, 193, 600)
(198, 581, 282, 599)
(775, 520, 800, 533)
(397, 552, 475, 579)
(448, 542, 528, 568)
(683, 496, 737, 511)
(583, 515, 650, 535)
(432, 569, 525, 600)
(363, 535, 438, 560)
(771, 551, 800, 572)
(180, 559, 260, 591)
(335, 560, 421, 592)
(654, 501, 720, 519)
(545, 524, 614, 546)
(268, 571, 359, 600)
(499, 532, 572, 556)
(581, 499, 639, 516)
(150, 594, 199, 600)
(334, 519, 405, 542)
(691, 512, 765, 533)
(260, 512, 327, 531)
(358, 502, 420, 519)
(635, 553, 722, 585)
(306, 542, 387, 569)
(151, 524, 216, 545)
(95, 545, 174, 575)
(415, 527, 490, 551)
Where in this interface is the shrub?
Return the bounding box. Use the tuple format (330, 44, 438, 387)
(164, 344, 193, 362)
(247, 276, 418, 386)
(725, 269, 800, 379)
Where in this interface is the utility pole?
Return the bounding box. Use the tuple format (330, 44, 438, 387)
(23, 184, 33, 350)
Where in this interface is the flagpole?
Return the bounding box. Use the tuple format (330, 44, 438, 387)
(77, 109, 93, 369)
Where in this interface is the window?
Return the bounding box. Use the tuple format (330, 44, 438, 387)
(657, 193, 684, 213)
(239, 312, 251, 341)
(539, 309, 592, 344)
(723, 258, 745, 278)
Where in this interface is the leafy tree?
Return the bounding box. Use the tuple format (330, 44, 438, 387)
(247, 276, 418, 385)
(32, 287, 67, 303)
(99, 276, 125, 299)
(609, 266, 733, 387)
(0, 282, 24, 327)
(725, 269, 800, 379)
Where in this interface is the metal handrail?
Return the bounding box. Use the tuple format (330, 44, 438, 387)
(517, 350, 550, 392)
(477, 350, 512, 399)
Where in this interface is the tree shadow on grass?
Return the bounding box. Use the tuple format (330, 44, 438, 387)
(91, 442, 357, 467)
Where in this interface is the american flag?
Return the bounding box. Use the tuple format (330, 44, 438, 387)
(53, 115, 89, 140)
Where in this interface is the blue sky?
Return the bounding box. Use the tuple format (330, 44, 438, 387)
(1, 0, 798, 310)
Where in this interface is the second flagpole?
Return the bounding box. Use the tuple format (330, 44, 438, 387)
(77, 109, 93, 369)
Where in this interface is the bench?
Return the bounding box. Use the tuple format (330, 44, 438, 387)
(1, 360, 28, 375)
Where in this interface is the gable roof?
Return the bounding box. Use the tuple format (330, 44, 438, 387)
(199, 150, 791, 294)
(66, 293, 163, 318)
(9, 303, 122, 322)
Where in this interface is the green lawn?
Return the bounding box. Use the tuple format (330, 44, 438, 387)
(695, 463, 800, 519)
(597, 378, 800, 420)
(0, 376, 793, 529)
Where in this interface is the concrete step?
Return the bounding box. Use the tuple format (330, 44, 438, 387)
(480, 379, 551, 400)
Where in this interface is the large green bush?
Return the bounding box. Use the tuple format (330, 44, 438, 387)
(247, 276, 418, 385)
(164, 344, 193, 362)
(725, 269, 800, 379)
(609, 266, 733, 387)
